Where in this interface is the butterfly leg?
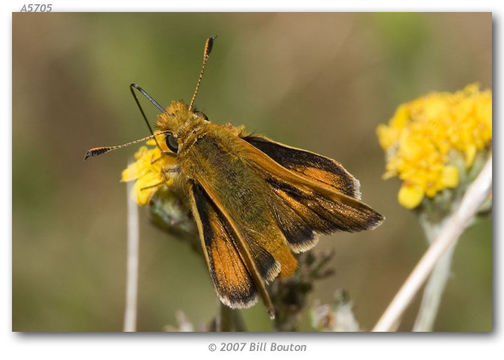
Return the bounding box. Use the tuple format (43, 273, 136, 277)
(150, 151, 177, 165)
(162, 165, 180, 175)
(138, 165, 179, 192)
(140, 182, 165, 192)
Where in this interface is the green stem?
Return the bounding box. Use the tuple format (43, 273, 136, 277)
(216, 300, 230, 331)
(232, 309, 247, 332)
(215, 300, 246, 332)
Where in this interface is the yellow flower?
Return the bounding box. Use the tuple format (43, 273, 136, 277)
(121, 133, 177, 206)
(398, 184, 424, 210)
(377, 84, 492, 209)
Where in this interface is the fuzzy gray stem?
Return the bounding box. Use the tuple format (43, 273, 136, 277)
(123, 178, 139, 332)
(373, 157, 492, 332)
(413, 241, 456, 331)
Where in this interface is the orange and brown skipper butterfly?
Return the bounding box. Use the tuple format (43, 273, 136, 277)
(85, 36, 384, 319)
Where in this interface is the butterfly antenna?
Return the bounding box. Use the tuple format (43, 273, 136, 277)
(84, 131, 169, 160)
(130, 83, 166, 151)
(189, 36, 216, 112)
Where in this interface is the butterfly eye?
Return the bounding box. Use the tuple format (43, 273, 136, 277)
(165, 133, 179, 153)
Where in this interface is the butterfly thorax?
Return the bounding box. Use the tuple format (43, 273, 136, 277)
(157, 100, 197, 134)
(156, 100, 209, 151)
(157, 100, 247, 156)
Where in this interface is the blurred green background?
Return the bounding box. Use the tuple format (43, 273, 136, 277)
(12, 12, 492, 332)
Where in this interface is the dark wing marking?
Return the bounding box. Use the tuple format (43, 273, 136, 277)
(243, 135, 361, 199)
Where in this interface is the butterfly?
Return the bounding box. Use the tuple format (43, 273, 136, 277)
(86, 37, 384, 319)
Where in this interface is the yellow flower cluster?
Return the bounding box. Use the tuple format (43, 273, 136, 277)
(121, 134, 177, 205)
(377, 84, 492, 209)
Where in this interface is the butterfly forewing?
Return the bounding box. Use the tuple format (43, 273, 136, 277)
(238, 135, 385, 240)
(189, 183, 258, 308)
(243, 135, 362, 199)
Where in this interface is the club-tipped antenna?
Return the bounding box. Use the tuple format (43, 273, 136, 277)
(188, 36, 216, 112)
(84, 131, 170, 160)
